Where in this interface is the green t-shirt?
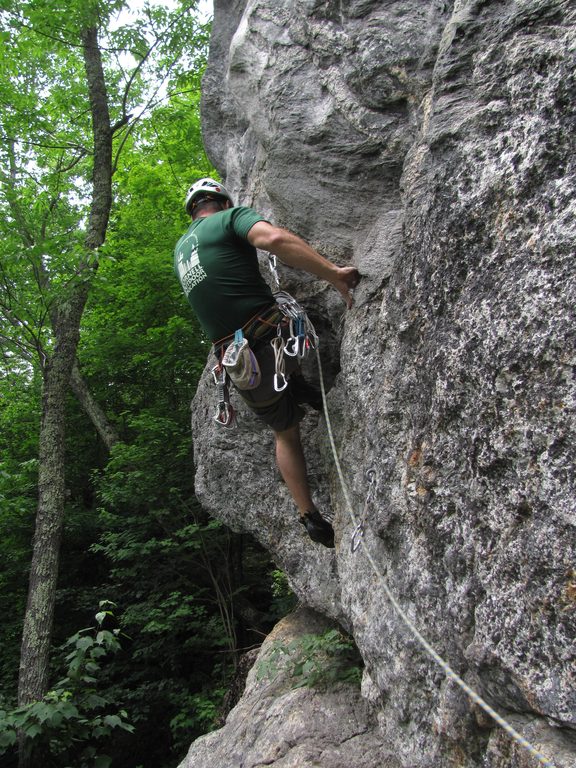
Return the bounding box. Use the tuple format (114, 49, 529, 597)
(174, 206, 275, 342)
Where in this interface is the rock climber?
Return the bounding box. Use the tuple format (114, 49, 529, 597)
(174, 177, 359, 548)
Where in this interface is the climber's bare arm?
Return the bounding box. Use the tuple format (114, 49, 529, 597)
(247, 221, 359, 308)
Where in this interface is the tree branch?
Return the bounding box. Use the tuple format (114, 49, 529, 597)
(0, 330, 36, 364)
(3, 141, 35, 248)
(69, 361, 119, 450)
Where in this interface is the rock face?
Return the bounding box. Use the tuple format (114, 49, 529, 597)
(183, 1, 576, 766)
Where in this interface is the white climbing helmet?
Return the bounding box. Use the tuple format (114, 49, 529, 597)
(184, 177, 234, 214)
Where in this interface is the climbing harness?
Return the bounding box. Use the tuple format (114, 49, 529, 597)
(211, 290, 319, 419)
(315, 345, 558, 768)
(210, 304, 284, 427)
(210, 247, 319, 421)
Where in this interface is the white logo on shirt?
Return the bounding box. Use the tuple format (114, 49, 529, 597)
(176, 232, 207, 293)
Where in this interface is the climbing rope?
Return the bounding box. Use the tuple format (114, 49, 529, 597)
(314, 346, 558, 768)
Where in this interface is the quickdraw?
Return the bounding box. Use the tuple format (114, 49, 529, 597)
(351, 468, 377, 552)
(211, 363, 235, 427)
(271, 333, 288, 392)
(284, 316, 307, 358)
(271, 291, 319, 386)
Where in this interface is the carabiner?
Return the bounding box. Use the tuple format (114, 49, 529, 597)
(214, 401, 234, 427)
(284, 336, 299, 356)
(274, 373, 288, 392)
(366, 468, 377, 484)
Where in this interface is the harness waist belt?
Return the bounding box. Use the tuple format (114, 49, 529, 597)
(213, 304, 285, 355)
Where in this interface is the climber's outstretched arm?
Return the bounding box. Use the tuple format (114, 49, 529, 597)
(247, 221, 359, 308)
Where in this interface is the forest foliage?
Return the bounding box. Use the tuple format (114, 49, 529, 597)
(0, 1, 289, 766)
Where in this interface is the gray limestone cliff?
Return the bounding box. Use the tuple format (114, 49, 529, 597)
(179, 1, 576, 766)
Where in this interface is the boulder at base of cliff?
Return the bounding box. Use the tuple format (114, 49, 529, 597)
(177, 608, 398, 768)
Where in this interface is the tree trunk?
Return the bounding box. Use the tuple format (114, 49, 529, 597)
(81, 25, 113, 251)
(17, 24, 113, 768)
(17, 287, 90, 706)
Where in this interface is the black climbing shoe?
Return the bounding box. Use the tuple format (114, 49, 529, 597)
(300, 510, 335, 548)
(290, 375, 323, 412)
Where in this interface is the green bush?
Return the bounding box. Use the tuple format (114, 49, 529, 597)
(257, 628, 363, 690)
(0, 603, 134, 767)
(268, 569, 297, 619)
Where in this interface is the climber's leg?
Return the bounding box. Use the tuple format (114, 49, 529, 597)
(274, 424, 335, 548)
(273, 423, 314, 514)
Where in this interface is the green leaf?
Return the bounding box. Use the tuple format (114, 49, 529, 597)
(75, 636, 94, 653)
(23, 722, 42, 739)
(102, 714, 122, 729)
(0, 730, 18, 749)
(60, 702, 80, 720)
